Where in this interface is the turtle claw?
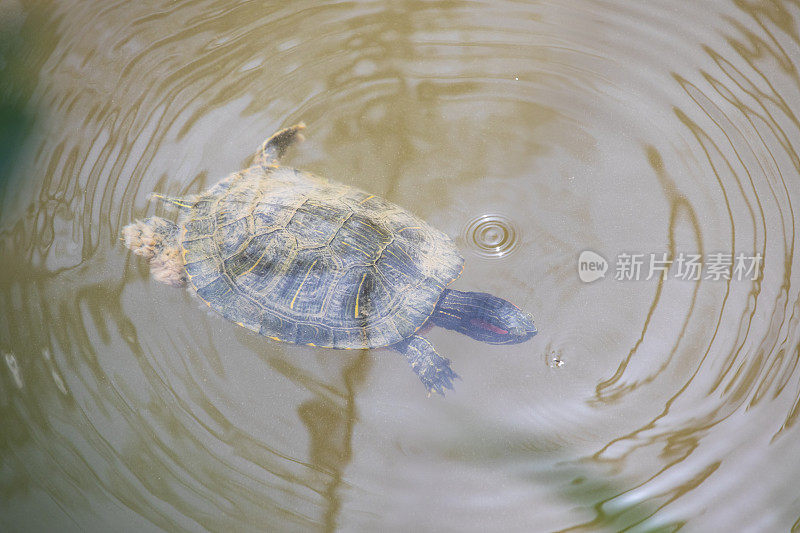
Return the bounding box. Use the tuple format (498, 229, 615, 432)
(422, 365, 458, 397)
(427, 382, 445, 397)
(393, 335, 458, 397)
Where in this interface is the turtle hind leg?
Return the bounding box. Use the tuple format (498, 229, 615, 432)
(393, 335, 459, 396)
(122, 217, 186, 287)
(254, 123, 306, 168)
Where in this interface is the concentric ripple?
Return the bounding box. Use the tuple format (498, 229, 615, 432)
(463, 214, 519, 258)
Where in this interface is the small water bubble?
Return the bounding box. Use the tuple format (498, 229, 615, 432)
(463, 214, 519, 258)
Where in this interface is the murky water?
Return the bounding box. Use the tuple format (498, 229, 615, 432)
(2, 0, 800, 531)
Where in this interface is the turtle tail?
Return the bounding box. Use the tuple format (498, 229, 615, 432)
(122, 217, 187, 287)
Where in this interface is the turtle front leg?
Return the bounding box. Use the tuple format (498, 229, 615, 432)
(393, 335, 459, 396)
(254, 123, 306, 167)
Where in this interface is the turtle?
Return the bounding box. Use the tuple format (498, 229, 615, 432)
(122, 123, 537, 395)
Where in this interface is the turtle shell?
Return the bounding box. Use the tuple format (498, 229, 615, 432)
(179, 166, 464, 349)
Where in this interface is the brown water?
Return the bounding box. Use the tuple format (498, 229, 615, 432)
(2, 0, 800, 531)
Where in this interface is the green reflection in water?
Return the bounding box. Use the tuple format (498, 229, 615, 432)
(0, 6, 34, 208)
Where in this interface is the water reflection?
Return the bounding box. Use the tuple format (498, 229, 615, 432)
(293, 351, 369, 531)
(2, 0, 800, 531)
(0, 1, 32, 206)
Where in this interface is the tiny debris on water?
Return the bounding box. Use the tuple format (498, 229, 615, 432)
(549, 353, 565, 368)
(4, 352, 24, 389)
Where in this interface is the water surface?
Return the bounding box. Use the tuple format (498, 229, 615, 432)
(2, 0, 800, 531)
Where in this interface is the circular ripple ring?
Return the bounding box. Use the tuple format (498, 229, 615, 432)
(464, 214, 519, 258)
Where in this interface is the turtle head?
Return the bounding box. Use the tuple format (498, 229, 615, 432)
(432, 289, 537, 345)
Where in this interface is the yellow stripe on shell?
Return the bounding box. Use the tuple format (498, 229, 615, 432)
(152, 193, 193, 208)
(289, 258, 318, 310)
(355, 272, 367, 318)
(241, 244, 270, 276)
(340, 240, 371, 257)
